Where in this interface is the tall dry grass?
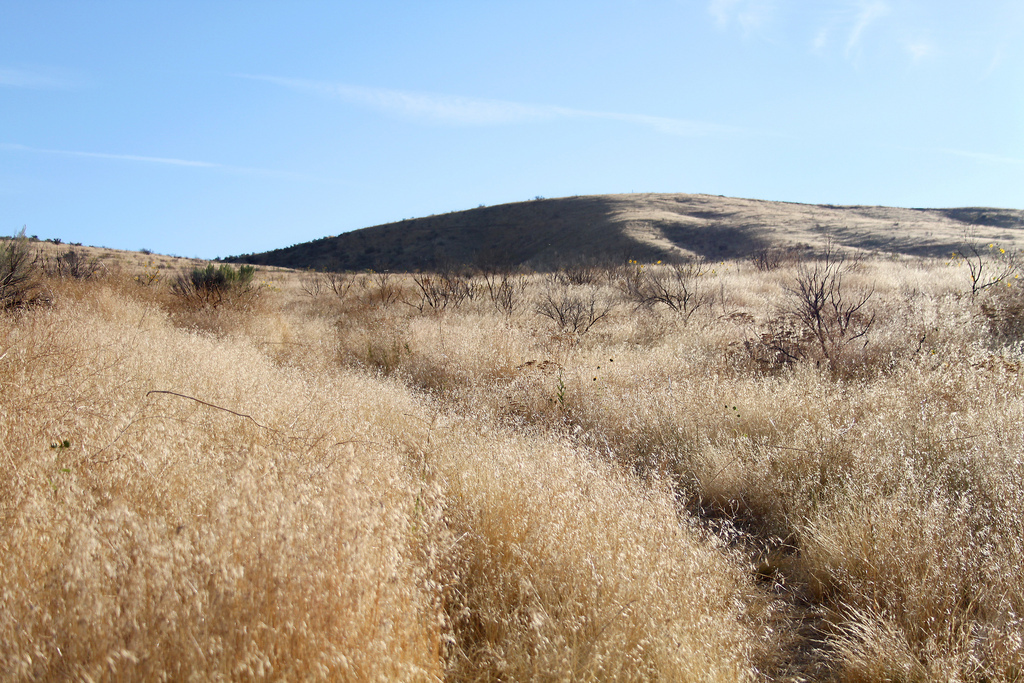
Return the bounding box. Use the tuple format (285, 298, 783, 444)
(1, 251, 1022, 681)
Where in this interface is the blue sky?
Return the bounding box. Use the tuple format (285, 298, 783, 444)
(2, 1, 1023, 259)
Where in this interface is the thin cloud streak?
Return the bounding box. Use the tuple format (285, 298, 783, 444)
(237, 74, 745, 137)
(846, 1, 890, 56)
(0, 143, 339, 183)
(0, 67, 77, 89)
(1, 143, 221, 167)
(706, 0, 774, 36)
(934, 147, 1024, 167)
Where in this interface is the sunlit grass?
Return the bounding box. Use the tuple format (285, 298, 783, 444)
(1, 253, 1022, 680)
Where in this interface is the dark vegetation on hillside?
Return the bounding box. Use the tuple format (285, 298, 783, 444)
(225, 193, 1024, 272)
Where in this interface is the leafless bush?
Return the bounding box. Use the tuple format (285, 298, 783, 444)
(951, 229, 1021, 299)
(299, 270, 354, 301)
(618, 260, 712, 323)
(548, 260, 606, 287)
(364, 271, 403, 309)
(536, 287, 614, 335)
(409, 268, 476, 312)
(749, 247, 798, 272)
(482, 270, 530, 317)
(298, 270, 326, 298)
(785, 243, 875, 366)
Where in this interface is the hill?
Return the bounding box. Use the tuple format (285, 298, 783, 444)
(225, 193, 1024, 271)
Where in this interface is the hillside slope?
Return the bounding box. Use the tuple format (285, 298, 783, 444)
(227, 193, 1024, 271)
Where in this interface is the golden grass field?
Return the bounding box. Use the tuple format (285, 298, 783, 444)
(2, 234, 1023, 681)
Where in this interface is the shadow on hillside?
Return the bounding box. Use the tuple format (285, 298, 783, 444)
(225, 195, 1024, 272)
(653, 220, 773, 261)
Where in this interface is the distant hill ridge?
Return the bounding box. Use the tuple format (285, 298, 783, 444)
(226, 193, 1024, 272)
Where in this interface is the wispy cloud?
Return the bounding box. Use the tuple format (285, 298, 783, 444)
(0, 66, 78, 90)
(707, 0, 774, 35)
(810, 1, 898, 60)
(905, 39, 934, 62)
(0, 142, 337, 183)
(846, 1, 890, 57)
(237, 74, 745, 137)
(708, 0, 740, 26)
(934, 147, 1024, 166)
(1, 142, 221, 167)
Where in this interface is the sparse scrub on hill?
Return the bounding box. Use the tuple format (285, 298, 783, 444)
(749, 246, 799, 272)
(3, 251, 1024, 681)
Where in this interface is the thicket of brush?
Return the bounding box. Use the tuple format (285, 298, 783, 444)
(2, 234, 1023, 681)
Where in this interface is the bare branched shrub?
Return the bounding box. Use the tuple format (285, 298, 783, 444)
(785, 244, 875, 366)
(409, 268, 476, 312)
(536, 286, 614, 335)
(365, 271, 403, 309)
(619, 260, 712, 323)
(482, 270, 530, 317)
(299, 270, 354, 302)
(549, 260, 606, 286)
(950, 227, 1022, 299)
(0, 229, 45, 310)
(749, 247, 798, 272)
(298, 269, 326, 298)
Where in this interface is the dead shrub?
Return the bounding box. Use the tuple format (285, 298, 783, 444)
(409, 268, 476, 312)
(618, 260, 713, 323)
(784, 244, 875, 370)
(482, 270, 530, 318)
(536, 286, 614, 336)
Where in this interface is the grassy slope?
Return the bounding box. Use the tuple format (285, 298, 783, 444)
(226, 193, 1024, 271)
(2, 246, 1024, 680)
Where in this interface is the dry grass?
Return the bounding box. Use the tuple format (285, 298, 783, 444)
(2, 249, 1023, 681)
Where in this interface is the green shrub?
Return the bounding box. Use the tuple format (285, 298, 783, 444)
(0, 228, 45, 310)
(48, 249, 103, 279)
(172, 263, 257, 307)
